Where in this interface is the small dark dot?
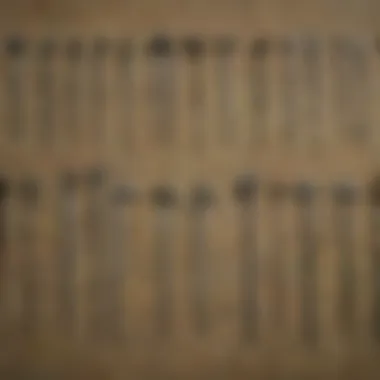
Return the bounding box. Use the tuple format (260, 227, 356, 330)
(86, 168, 106, 187)
(93, 37, 109, 57)
(267, 181, 287, 200)
(251, 38, 269, 57)
(39, 39, 55, 58)
(191, 186, 213, 210)
(111, 185, 137, 204)
(5, 36, 26, 56)
(0, 179, 10, 198)
(66, 39, 82, 59)
(183, 37, 205, 59)
(19, 179, 39, 202)
(233, 175, 258, 203)
(61, 172, 79, 191)
(149, 36, 172, 57)
(151, 186, 177, 208)
(214, 37, 236, 56)
(368, 175, 380, 207)
(333, 182, 358, 205)
(294, 182, 316, 203)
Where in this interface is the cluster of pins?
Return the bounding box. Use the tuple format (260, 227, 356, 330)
(0, 34, 375, 148)
(1, 173, 380, 345)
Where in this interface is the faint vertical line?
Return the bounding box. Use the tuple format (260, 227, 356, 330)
(5, 37, 27, 142)
(148, 36, 176, 146)
(233, 175, 259, 343)
(65, 39, 82, 144)
(368, 176, 380, 343)
(151, 186, 177, 339)
(84, 168, 108, 341)
(333, 183, 358, 340)
(300, 37, 323, 146)
(37, 39, 55, 145)
(183, 38, 206, 151)
(278, 38, 298, 144)
(249, 38, 269, 144)
(294, 182, 318, 347)
(57, 172, 80, 334)
(90, 38, 109, 145)
(0, 180, 10, 318)
(18, 179, 40, 336)
(189, 185, 213, 335)
(116, 40, 135, 151)
(267, 182, 288, 333)
(108, 185, 137, 343)
(214, 37, 237, 145)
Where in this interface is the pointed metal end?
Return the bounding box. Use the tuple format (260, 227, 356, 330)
(233, 175, 258, 203)
(148, 36, 172, 57)
(151, 186, 177, 208)
(191, 185, 213, 210)
(111, 184, 138, 204)
(5, 36, 27, 56)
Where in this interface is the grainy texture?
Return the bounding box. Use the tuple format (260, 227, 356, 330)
(0, 1, 379, 379)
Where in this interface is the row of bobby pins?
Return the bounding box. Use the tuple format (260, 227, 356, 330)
(1, 171, 380, 204)
(0, 35, 377, 149)
(1, 173, 380, 344)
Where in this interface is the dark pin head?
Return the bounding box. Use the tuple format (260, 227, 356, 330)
(111, 185, 137, 204)
(191, 185, 213, 211)
(251, 38, 269, 57)
(39, 39, 55, 59)
(294, 181, 316, 203)
(151, 186, 177, 208)
(66, 39, 83, 59)
(61, 172, 79, 192)
(0, 179, 10, 199)
(93, 37, 109, 57)
(333, 182, 359, 205)
(19, 179, 39, 203)
(85, 167, 106, 187)
(233, 175, 258, 203)
(368, 175, 380, 207)
(149, 36, 172, 57)
(5, 36, 26, 56)
(267, 181, 288, 201)
(183, 37, 205, 59)
(214, 37, 236, 56)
